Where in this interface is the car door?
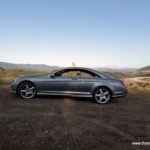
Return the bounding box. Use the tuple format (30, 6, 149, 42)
(79, 71, 100, 93)
(42, 70, 81, 94)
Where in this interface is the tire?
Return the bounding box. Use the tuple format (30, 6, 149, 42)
(93, 87, 111, 104)
(18, 82, 36, 99)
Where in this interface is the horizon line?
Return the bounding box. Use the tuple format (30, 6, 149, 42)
(0, 61, 142, 69)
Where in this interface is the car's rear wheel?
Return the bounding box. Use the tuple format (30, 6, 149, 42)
(18, 82, 36, 99)
(93, 87, 111, 104)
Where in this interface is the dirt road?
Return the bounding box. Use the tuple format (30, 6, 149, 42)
(0, 85, 150, 150)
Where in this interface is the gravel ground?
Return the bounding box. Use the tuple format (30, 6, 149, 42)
(0, 85, 150, 150)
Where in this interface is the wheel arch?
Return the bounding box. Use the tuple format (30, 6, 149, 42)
(16, 80, 36, 94)
(92, 85, 113, 98)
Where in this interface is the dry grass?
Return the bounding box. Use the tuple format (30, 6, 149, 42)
(0, 70, 49, 84)
(141, 78, 150, 82)
(124, 79, 150, 100)
(104, 72, 133, 79)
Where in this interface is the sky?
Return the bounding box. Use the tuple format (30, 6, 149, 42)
(0, 0, 150, 68)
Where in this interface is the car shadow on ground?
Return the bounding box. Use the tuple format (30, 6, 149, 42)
(36, 95, 93, 103)
(34, 95, 121, 105)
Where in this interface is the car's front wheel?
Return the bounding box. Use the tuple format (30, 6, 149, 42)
(18, 82, 36, 99)
(93, 87, 111, 104)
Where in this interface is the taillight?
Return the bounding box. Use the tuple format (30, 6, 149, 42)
(120, 80, 126, 88)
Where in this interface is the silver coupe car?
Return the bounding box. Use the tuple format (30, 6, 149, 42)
(10, 67, 127, 104)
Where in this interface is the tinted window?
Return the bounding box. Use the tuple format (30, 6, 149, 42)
(55, 69, 100, 78)
(80, 71, 94, 78)
(55, 70, 78, 78)
(61, 71, 77, 78)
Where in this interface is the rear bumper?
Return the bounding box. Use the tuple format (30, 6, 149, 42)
(112, 90, 128, 98)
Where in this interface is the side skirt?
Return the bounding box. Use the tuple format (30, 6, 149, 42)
(37, 91, 92, 98)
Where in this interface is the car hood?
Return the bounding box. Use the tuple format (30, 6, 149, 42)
(17, 74, 47, 79)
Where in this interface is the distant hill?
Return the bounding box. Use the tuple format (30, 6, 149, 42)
(0, 62, 59, 71)
(139, 66, 150, 72)
(96, 67, 136, 73)
(0, 62, 137, 72)
(135, 65, 150, 76)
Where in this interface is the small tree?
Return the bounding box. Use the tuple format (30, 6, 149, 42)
(72, 62, 76, 67)
(0, 67, 5, 71)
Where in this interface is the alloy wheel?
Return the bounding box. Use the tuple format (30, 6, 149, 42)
(94, 87, 111, 104)
(19, 82, 36, 99)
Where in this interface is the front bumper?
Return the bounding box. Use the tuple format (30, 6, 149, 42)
(10, 90, 16, 94)
(10, 82, 17, 94)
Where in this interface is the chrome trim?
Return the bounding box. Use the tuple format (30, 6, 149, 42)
(112, 94, 127, 98)
(37, 92, 92, 97)
(38, 90, 91, 95)
(10, 90, 16, 94)
(113, 91, 127, 94)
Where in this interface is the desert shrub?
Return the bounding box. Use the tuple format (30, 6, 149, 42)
(0, 79, 4, 84)
(142, 78, 150, 82)
(104, 72, 132, 79)
(136, 82, 150, 88)
(128, 82, 134, 87)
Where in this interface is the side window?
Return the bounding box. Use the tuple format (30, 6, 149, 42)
(80, 71, 94, 78)
(60, 71, 77, 78)
(54, 70, 99, 78)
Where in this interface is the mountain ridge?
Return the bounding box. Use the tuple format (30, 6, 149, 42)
(0, 62, 59, 71)
(139, 66, 150, 72)
(0, 61, 138, 72)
